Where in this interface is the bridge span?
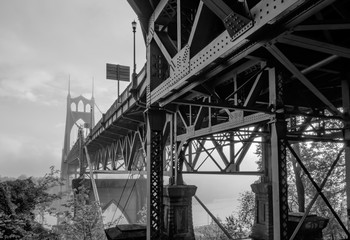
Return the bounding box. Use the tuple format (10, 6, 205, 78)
(61, 0, 350, 239)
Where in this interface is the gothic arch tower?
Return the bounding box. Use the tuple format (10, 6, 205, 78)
(61, 83, 95, 182)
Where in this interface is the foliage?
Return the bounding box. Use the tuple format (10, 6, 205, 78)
(0, 167, 61, 239)
(0, 168, 113, 240)
(136, 204, 147, 224)
(58, 184, 106, 240)
(288, 141, 346, 239)
(235, 191, 254, 231)
(195, 218, 227, 240)
(194, 191, 255, 239)
(254, 116, 347, 239)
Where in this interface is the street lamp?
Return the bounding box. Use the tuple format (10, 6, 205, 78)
(132, 20, 137, 83)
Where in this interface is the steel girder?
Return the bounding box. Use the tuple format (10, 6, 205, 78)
(147, 0, 315, 105)
(85, 130, 147, 174)
(145, 110, 166, 240)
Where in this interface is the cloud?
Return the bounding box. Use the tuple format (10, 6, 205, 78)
(0, 136, 22, 159)
(0, 69, 66, 105)
(0, 134, 61, 177)
(54, 122, 65, 129)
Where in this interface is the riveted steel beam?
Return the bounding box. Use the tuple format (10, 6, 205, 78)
(146, 110, 166, 240)
(173, 99, 271, 114)
(188, 1, 203, 47)
(153, 32, 176, 69)
(202, 0, 252, 38)
(293, 22, 350, 31)
(266, 44, 341, 116)
(177, 112, 271, 142)
(278, 34, 350, 59)
(111, 122, 138, 132)
(151, 0, 307, 105)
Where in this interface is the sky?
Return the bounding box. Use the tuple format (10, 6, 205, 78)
(0, 0, 146, 178)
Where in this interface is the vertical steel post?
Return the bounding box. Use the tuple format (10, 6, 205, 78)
(342, 79, 350, 229)
(170, 113, 175, 184)
(229, 132, 235, 166)
(269, 67, 288, 240)
(177, 0, 181, 51)
(146, 109, 165, 240)
(117, 80, 120, 103)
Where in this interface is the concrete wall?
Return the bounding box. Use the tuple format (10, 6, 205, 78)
(72, 178, 147, 223)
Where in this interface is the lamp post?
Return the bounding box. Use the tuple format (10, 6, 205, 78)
(132, 20, 137, 91)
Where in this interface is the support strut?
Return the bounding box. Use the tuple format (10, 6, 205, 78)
(287, 142, 350, 237)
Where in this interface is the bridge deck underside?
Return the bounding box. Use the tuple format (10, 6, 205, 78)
(79, 0, 350, 174)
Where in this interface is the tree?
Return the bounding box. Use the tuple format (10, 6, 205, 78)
(255, 116, 347, 239)
(289, 141, 346, 239)
(136, 204, 147, 224)
(58, 184, 106, 240)
(0, 167, 61, 239)
(194, 191, 255, 240)
(195, 217, 227, 240)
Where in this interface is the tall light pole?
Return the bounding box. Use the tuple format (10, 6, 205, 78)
(132, 20, 137, 92)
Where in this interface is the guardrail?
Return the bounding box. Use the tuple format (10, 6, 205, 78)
(86, 64, 147, 145)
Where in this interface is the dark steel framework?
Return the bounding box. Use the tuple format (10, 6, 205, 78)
(62, 0, 350, 239)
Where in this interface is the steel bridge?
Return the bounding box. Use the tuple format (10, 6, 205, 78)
(61, 0, 350, 239)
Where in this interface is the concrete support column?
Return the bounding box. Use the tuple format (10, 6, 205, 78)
(163, 185, 197, 240)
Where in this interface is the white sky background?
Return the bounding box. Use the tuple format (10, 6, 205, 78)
(0, 0, 146, 177)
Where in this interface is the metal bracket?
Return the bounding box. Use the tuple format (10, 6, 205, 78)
(224, 12, 253, 39)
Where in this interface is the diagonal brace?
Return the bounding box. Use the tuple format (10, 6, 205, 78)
(266, 44, 341, 116)
(286, 142, 349, 238)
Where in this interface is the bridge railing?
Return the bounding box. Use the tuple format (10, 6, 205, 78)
(66, 135, 81, 164)
(87, 64, 147, 144)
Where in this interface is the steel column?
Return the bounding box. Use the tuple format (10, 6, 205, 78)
(342, 79, 350, 229)
(270, 117, 288, 240)
(146, 110, 166, 240)
(269, 67, 288, 240)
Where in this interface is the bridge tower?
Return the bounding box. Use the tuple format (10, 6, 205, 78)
(61, 82, 95, 184)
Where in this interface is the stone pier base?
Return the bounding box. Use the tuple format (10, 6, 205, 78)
(251, 182, 273, 240)
(163, 185, 197, 240)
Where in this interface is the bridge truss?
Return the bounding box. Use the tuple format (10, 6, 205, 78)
(63, 0, 350, 239)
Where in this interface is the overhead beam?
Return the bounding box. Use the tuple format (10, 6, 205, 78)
(202, 0, 231, 20)
(182, 171, 263, 175)
(111, 122, 138, 132)
(122, 115, 145, 124)
(278, 34, 350, 59)
(209, 136, 229, 166)
(177, 112, 271, 142)
(153, 32, 176, 69)
(266, 44, 341, 116)
(202, 0, 252, 37)
(244, 70, 265, 107)
(154, 0, 171, 23)
(188, 2, 203, 47)
(293, 22, 350, 31)
(154, 0, 311, 105)
(173, 99, 271, 114)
